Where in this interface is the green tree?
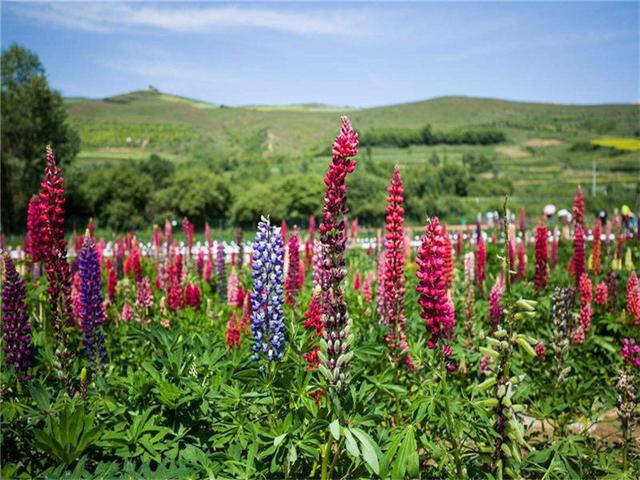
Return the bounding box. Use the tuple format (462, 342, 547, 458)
(1, 43, 79, 232)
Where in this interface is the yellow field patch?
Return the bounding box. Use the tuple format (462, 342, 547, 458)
(591, 137, 640, 151)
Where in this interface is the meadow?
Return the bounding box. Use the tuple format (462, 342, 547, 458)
(1, 118, 639, 479)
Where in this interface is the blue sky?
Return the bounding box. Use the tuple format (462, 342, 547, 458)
(2, 1, 638, 107)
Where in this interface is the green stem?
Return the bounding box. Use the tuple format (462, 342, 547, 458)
(321, 435, 332, 480)
(328, 437, 344, 480)
(622, 423, 629, 471)
(441, 359, 464, 479)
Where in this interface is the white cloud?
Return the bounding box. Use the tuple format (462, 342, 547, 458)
(8, 2, 370, 37)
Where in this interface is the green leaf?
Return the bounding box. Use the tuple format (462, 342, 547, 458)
(274, 433, 287, 448)
(329, 419, 340, 441)
(350, 427, 380, 475)
(343, 428, 360, 457)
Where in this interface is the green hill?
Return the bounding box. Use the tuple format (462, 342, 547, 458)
(67, 88, 639, 160)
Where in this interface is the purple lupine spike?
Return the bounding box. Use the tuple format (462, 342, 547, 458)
(250, 216, 286, 369)
(78, 235, 107, 377)
(2, 255, 32, 380)
(217, 240, 227, 299)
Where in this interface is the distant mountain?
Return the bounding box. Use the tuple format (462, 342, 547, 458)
(65, 88, 639, 159)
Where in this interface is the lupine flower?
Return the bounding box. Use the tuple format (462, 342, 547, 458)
(573, 185, 584, 227)
(476, 236, 486, 288)
(591, 219, 602, 275)
(627, 272, 640, 325)
(303, 292, 323, 369)
(362, 272, 373, 303)
(227, 267, 239, 306)
(78, 235, 107, 376)
(281, 219, 288, 245)
(551, 231, 559, 267)
(106, 259, 117, 303)
(234, 227, 244, 270)
(595, 282, 608, 306)
(250, 217, 286, 366)
(518, 208, 526, 235)
(382, 166, 413, 369)
(416, 217, 456, 356)
(311, 240, 323, 288)
(443, 226, 454, 288)
(196, 249, 205, 278)
(217, 241, 227, 299)
(605, 220, 612, 246)
(489, 276, 505, 330)
(182, 217, 194, 257)
(572, 223, 586, 284)
(534, 342, 546, 359)
(121, 302, 133, 322)
(164, 220, 173, 255)
(621, 338, 640, 369)
(165, 259, 183, 311)
(286, 233, 301, 305)
(534, 224, 548, 291)
(464, 252, 475, 335)
(456, 230, 462, 258)
(39, 146, 74, 389)
(136, 276, 153, 310)
(204, 255, 213, 284)
(517, 242, 526, 280)
(2, 255, 32, 380)
(184, 283, 201, 309)
(71, 271, 82, 324)
(318, 117, 358, 389)
(226, 311, 241, 351)
(350, 273, 360, 292)
(160, 318, 170, 328)
(605, 270, 618, 312)
(153, 224, 162, 257)
(578, 273, 592, 333)
(376, 251, 387, 319)
(26, 195, 48, 263)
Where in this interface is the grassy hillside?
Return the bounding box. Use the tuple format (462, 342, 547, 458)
(65, 88, 639, 227)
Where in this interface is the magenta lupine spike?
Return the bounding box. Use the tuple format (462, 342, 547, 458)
(196, 249, 205, 278)
(573, 186, 585, 227)
(26, 195, 48, 263)
(228, 267, 239, 306)
(362, 272, 374, 303)
(164, 219, 173, 254)
(39, 146, 75, 390)
(627, 272, 640, 325)
(534, 224, 548, 291)
(517, 242, 527, 280)
(311, 239, 323, 288)
(476, 236, 486, 288)
(136, 276, 153, 310)
(217, 240, 227, 299)
(205, 222, 212, 249)
(153, 224, 162, 257)
(286, 233, 301, 306)
(318, 117, 359, 390)
(2, 255, 32, 380)
(182, 217, 194, 258)
(489, 276, 505, 331)
(578, 273, 592, 333)
(376, 251, 387, 321)
(573, 223, 586, 284)
(416, 217, 456, 357)
(382, 166, 413, 369)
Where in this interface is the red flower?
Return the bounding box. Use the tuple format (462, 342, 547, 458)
(285, 233, 301, 306)
(591, 219, 602, 276)
(573, 185, 584, 227)
(627, 272, 640, 325)
(534, 224, 548, 291)
(595, 282, 608, 306)
(572, 223, 586, 284)
(226, 311, 241, 351)
(25, 195, 48, 263)
(476, 236, 486, 288)
(416, 217, 455, 354)
(303, 294, 323, 369)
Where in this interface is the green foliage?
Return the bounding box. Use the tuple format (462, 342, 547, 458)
(1, 43, 79, 233)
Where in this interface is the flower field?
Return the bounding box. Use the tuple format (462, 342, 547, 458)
(1, 117, 639, 479)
